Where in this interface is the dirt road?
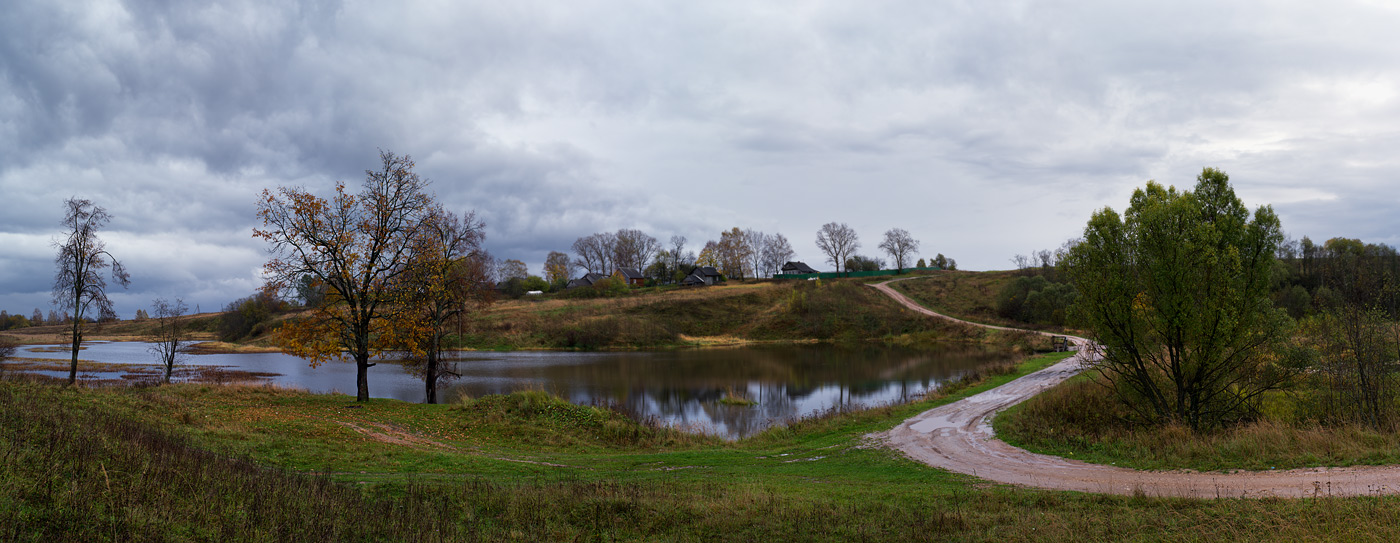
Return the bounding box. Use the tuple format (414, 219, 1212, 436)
(869, 277, 1400, 498)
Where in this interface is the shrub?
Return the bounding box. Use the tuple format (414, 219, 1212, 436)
(218, 292, 290, 341)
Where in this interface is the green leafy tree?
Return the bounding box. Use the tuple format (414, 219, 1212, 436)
(1065, 168, 1290, 431)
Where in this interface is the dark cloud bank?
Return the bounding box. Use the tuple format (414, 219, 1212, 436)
(3, 0, 1400, 316)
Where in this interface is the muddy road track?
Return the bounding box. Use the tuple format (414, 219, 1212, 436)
(869, 276, 1400, 498)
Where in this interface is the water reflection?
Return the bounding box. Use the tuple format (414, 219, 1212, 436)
(12, 342, 1009, 439)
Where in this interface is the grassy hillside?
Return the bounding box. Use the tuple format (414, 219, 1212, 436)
(458, 277, 1038, 350)
(0, 313, 225, 345)
(889, 270, 1081, 333)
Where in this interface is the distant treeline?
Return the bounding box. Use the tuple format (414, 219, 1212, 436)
(0, 308, 76, 330)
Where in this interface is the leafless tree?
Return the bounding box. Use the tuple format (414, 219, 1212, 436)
(761, 233, 795, 277)
(255, 149, 433, 402)
(53, 197, 130, 385)
(744, 229, 767, 279)
(613, 228, 658, 271)
(572, 232, 616, 274)
(669, 235, 686, 272)
(879, 228, 920, 272)
(815, 222, 859, 276)
(148, 298, 190, 384)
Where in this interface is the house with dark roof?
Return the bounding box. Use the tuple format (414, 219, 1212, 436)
(613, 267, 646, 287)
(565, 272, 608, 289)
(696, 266, 723, 285)
(780, 261, 819, 275)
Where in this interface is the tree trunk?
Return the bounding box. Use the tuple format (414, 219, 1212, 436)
(356, 355, 371, 402)
(425, 348, 438, 404)
(67, 317, 80, 385)
(163, 346, 174, 384)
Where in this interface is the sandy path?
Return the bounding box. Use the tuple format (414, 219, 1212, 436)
(869, 276, 1400, 498)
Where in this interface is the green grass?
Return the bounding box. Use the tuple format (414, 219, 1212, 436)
(21, 271, 1400, 539)
(19, 352, 1400, 541)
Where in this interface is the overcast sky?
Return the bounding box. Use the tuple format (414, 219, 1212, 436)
(4, 0, 1400, 317)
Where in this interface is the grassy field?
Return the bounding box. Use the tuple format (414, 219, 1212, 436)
(16, 272, 1400, 539)
(13, 354, 1400, 541)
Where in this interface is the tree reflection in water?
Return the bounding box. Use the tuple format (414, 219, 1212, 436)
(11, 341, 1012, 439)
(440, 344, 1012, 439)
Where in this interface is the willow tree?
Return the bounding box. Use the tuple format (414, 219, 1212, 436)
(394, 207, 492, 404)
(255, 150, 432, 402)
(53, 198, 129, 385)
(1065, 168, 1290, 430)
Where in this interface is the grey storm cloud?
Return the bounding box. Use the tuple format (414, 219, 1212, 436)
(4, 0, 1400, 316)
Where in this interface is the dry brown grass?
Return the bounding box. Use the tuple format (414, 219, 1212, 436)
(892, 270, 1083, 334)
(2, 312, 224, 345)
(998, 376, 1400, 471)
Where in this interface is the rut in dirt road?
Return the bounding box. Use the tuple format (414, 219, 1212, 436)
(869, 276, 1400, 499)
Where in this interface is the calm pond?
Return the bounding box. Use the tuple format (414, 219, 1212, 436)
(13, 342, 1011, 438)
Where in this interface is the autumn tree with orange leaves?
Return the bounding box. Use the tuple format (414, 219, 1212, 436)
(255, 150, 432, 402)
(392, 206, 493, 404)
